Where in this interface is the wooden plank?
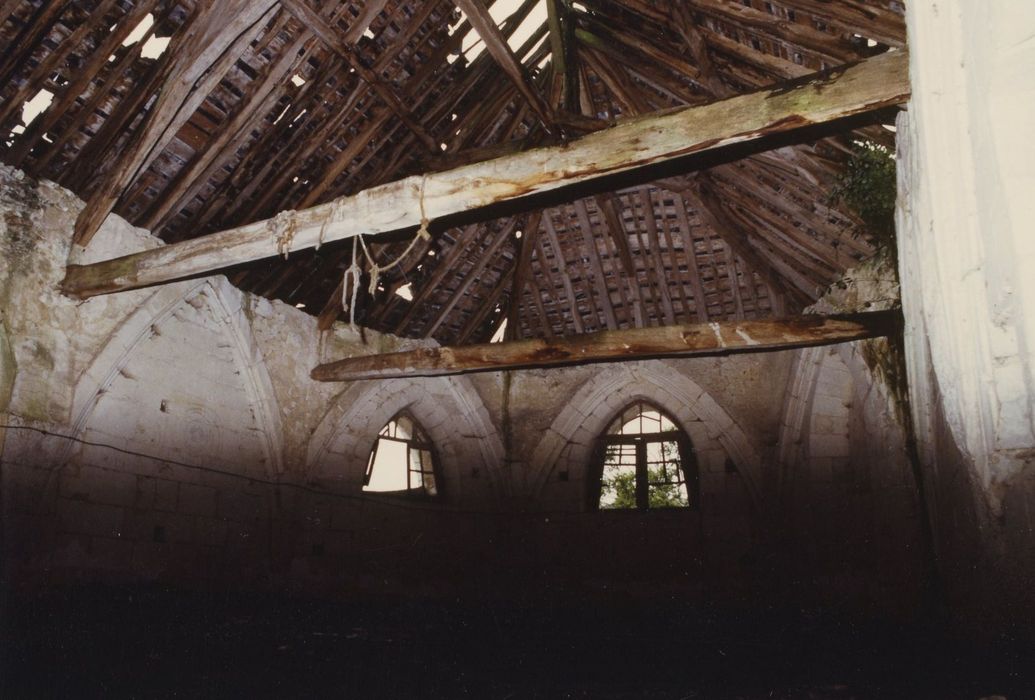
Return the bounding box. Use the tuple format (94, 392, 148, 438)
(311, 310, 903, 381)
(545, 0, 579, 113)
(61, 50, 909, 298)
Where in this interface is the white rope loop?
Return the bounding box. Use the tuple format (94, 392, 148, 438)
(342, 237, 362, 329)
(338, 175, 435, 328)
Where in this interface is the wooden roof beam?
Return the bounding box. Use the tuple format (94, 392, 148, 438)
(61, 50, 909, 299)
(312, 310, 903, 381)
(71, 0, 282, 247)
(452, 0, 556, 132)
(546, 0, 580, 113)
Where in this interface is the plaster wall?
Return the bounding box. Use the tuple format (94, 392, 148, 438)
(899, 1, 1035, 629)
(2, 167, 923, 611)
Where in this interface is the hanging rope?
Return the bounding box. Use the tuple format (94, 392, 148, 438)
(269, 209, 298, 259)
(341, 238, 362, 329)
(339, 176, 435, 327)
(356, 175, 433, 294)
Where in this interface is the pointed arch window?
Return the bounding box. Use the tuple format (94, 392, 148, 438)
(364, 413, 438, 496)
(595, 402, 698, 510)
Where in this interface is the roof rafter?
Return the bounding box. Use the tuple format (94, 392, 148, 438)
(59, 50, 910, 300)
(452, 0, 557, 132)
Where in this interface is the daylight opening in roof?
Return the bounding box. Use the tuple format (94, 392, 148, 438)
(121, 13, 154, 47)
(20, 89, 53, 128)
(140, 35, 170, 59)
(452, 0, 548, 64)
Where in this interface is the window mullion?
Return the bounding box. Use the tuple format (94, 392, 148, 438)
(635, 440, 649, 510)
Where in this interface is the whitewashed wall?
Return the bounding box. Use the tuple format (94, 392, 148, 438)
(899, 1, 1035, 627)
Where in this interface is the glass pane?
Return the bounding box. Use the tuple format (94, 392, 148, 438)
(608, 402, 678, 436)
(600, 443, 638, 509)
(408, 447, 424, 489)
(394, 415, 413, 440)
(363, 437, 409, 491)
(646, 439, 689, 507)
(421, 450, 437, 495)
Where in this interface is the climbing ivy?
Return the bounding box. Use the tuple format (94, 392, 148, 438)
(831, 140, 897, 249)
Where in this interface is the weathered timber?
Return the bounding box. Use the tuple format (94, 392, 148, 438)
(61, 50, 909, 299)
(311, 310, 902, 381)
(452, 0, 556, 130)
(71, 0, 282, 246)
(278, 0, 439, 153)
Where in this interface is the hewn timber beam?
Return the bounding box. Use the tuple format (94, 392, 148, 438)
(61, 50, 909, 300)
(72, 0, 281, 247)
(311, 310, 902, 381)
(452, 0, 556, 131)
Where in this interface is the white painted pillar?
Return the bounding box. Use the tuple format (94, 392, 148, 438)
(898, 1, 1035, 506)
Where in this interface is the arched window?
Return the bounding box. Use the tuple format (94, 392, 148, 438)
(364, 413, 438, 495)
(594, 401, 698, 510)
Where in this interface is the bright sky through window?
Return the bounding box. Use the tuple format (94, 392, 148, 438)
(364, 416, 437, 495)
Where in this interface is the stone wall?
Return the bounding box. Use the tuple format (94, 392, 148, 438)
(1, 166, 924, 612)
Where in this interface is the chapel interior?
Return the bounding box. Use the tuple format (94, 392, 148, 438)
(1, 1, 1034, 697)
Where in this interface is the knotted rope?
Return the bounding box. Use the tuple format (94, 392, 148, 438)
(341, 235, 362, 329)
(339, 176, 433, 328)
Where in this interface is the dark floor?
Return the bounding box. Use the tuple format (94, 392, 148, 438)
(3, 585, 1033, 699)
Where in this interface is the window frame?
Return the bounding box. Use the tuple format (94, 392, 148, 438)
(589, 402, 700, 512)
(363, 411, 441, 498)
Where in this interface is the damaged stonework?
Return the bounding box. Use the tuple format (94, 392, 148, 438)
(0, 167, 929, 612)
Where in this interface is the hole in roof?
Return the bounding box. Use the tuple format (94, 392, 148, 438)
(396, 283, 414, 301)
(491, 318, 508, 343)
(141, 35, 170, 59)
(121, 13, 154, 47)
(21, 89, 54, 127)
(456, 0, 548, 63)
(273, 103, 291, 125)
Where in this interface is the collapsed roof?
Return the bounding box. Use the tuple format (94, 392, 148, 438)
(0, 0, 905, 344)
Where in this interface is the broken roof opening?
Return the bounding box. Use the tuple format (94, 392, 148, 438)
(1, 0, 906, 346)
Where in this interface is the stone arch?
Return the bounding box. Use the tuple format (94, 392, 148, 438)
(63, 277, 285, 476)
(528, 361, 762, 502)
(306, 374, 504, 500)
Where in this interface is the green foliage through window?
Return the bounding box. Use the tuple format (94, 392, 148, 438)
(597, 403, 695, 510)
